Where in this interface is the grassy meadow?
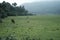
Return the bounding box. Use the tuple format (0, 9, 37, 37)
(0, 15, 60, 40)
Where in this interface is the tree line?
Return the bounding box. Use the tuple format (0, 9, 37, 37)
(0, 1, 33, 19)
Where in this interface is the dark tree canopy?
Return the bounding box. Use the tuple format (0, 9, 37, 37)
(12, 2, 17, 7)
(0, 1, 33, 19)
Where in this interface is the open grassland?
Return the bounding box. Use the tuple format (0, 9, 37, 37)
(0, 15, 60, 40)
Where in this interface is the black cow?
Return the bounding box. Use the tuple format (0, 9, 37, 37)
(11, 19, 15, 24)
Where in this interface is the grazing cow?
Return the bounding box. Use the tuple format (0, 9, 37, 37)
(11, 19, 15, 24)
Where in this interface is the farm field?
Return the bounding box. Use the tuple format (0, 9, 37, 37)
(0, 15, 60, 40)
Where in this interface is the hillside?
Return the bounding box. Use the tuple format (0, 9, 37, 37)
(22, 1, 60, 14)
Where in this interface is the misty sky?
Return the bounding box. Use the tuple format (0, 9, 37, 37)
(0, 0, 60, 6)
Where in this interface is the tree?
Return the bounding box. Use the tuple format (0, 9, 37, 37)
(12, 2, 17, 7)
(0, 1, 32, 18)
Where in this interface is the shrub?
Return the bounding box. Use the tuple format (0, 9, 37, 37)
(5, 34, 17, 40)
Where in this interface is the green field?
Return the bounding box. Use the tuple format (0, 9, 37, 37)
(0, 15, 60, 40)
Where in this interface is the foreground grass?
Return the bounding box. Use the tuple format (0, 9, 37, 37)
(0, 15, 60, 40)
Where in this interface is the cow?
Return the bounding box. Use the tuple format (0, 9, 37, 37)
(11, 19, 15, 24)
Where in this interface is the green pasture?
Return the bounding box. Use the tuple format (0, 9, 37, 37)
(0, 15, 60, 40)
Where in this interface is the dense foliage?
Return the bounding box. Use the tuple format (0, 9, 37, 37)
(0, 1, 33, 19)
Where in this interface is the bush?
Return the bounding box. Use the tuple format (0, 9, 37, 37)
(5, 34, 17, 40)
(0, 37, 2, 40)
